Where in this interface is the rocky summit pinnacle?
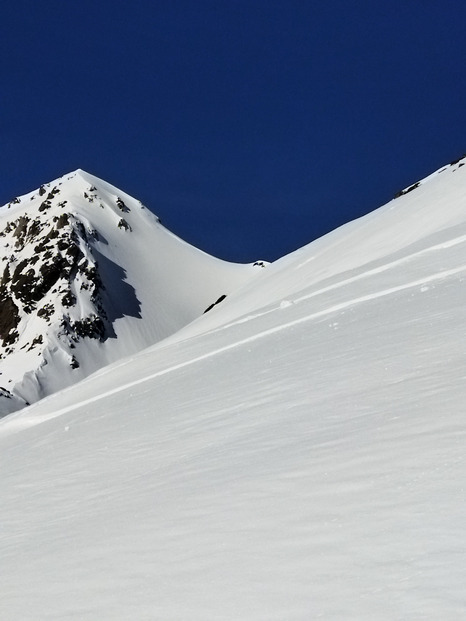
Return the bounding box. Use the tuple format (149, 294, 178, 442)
(0, 170, 264, 415)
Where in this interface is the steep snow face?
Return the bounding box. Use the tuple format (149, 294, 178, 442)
(0, 170, 264, 414)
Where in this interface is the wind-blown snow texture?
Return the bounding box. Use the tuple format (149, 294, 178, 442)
(2, 158, 466, 619)
(0, 170, 262, 414)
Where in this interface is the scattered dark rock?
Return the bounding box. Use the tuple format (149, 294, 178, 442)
(0, 387, 12, 399)
(61, 291, 76, 307)
(10, 264, 38, 304)
(13, 216, 29, 241)
(1, 264, 11, 287)
(204, 294, 227, 314)
(0, 293, 20, 346)
(394, 182, 420, 199)
(116, 197, 129, 212)
(28, 219, 42, 239)
(449, 155, 466, 166)
(27, 334, 43, 351)
(55, 213, 69, 229)
(44, 228, 59, 242)
(38, 200, 52, 212)
(56, 237, 71, 252)
(72, 316, 106, 341)
(37, 304, 54, 321)
(12, 259, 30, 281)
(83, 264, 104, 296)
(118, 218, 131, 231)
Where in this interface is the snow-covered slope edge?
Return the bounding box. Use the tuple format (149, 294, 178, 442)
(0, 169, 264, 414)
(166, 154, 466, 342)
(2, 157, 466, 619)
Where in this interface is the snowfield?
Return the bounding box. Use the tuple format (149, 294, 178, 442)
(1, 159, 466, 619)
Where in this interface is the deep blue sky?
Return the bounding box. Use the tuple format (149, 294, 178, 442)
(1, 1, 465, 262)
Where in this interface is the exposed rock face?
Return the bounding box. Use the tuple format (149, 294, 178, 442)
(0, 293, 20, 346)
(0, 196, 110, 355)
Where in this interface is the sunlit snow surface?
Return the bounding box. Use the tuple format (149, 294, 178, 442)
(2, 160, 466, 619)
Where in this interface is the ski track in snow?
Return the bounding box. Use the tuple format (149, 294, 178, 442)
(294, 231, 466, 304)
(206, 230, 466, 334)
(3, 258, 465, 435)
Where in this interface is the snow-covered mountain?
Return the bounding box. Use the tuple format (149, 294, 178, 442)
(2, 157, 466, 619)
(0, 170, 264, 414)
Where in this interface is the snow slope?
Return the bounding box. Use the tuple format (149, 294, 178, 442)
(1, 158, 466, 619)
(0, 170, 263, 414)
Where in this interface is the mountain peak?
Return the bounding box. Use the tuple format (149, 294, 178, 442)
(0, 172, 264, 415)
